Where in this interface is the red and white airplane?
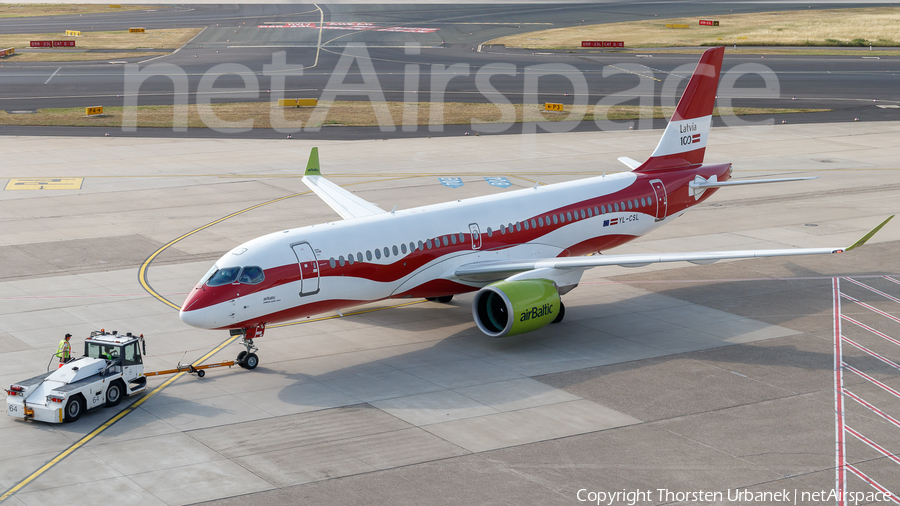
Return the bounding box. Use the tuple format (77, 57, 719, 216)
(179, 47, 890, 369)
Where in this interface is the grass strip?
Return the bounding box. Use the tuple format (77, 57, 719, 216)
(489, 7, 900, 50)
(0, 101, 831, 129)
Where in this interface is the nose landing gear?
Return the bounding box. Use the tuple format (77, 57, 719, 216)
(231, 324, 264, 370)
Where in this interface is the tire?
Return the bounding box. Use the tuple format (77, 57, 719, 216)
(64, 395, 85, 423)
(243, 353, 259, 370)
(552, 302, 566, 324)
(237, 351, 248, 369)
(435, 295, 453, 303)
(105, 380, 124, 407)
(197, 369, 206, 378)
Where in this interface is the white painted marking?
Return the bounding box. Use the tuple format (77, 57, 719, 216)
(43, 67, 61, 85)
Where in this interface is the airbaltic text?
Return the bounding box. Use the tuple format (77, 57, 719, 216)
(519, 303, 553, 321)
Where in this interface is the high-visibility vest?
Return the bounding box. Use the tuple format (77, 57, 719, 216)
(56, 340, 71, 360)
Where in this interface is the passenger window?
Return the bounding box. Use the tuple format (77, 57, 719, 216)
(375, 249, 381, 259)
(580, 209, 586, 219)
(523, 220, 529, 231)
(338, 256, 345, 267)
(357, 252, 363, 262)
(530, 219, 536, 228)
(587, 208, 592, 218)
(442, 236, 449, 246)
(559, 213, 565, 223)
(418, 240, 424, 251)
(427, 239, 433, 249)
(566, 212, 572, 222)
(487, 227, 493, 237)
(239, 266, 265, 285)
(538, 217, 543, 227)
(594, 206, 599, 215)
(459, 233, 465, 243)
(329, 258, 336, 268)
(348, 254, 354, 265)
(401, 243, 407, 254)
(614, 203, 619, 212)
(409, 242, 415, 252)
(553, 214, 558, 225)
(500, 225, 506, 235)
(384, 247, 390, 258)
(601, 205, 606, 214)
(206, 267, 241, 287)
(627, 201, 632, 210)
(451, 234, 457, 245)
(366, 250, 373, 261)
(620, 202, 625, 211)
(515, 222, 522, 232)
(393, 245, 399, 256)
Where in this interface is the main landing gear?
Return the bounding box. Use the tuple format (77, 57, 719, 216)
(231, 324, 265, 370)
(425, 295, 454, 303)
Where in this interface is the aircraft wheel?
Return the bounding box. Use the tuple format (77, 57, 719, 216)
(64, 395, 85, 423)
(435, 295, 453, 303)
(552, 302, 566, 324)
(236, 351, 248, 369)
(243, 353, 259, 370)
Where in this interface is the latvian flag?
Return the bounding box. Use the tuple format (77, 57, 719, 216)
(691, 133, 701, 143)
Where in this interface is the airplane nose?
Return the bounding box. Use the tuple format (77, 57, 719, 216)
(180, 307, 210, 329)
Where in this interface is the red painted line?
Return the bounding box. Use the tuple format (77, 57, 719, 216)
(843, 277, 900, 304)
(844, 363, 900, 400)
(884, 275, 900, 286)
(841, 336, 900, 372)
(841, 315, 900, 348)
(844, 389, 900, 430)
(846, 464, 900, 505)
(841, 293, 900, 326)
(846, 426, 900, 467)
(834, 278, 847, 506)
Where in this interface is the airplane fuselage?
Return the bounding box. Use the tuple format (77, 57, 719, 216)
(179, 162, 732, 330)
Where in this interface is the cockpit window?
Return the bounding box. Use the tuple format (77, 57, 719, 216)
(239, 266, 265, 284)
(206, 267, 241, 287)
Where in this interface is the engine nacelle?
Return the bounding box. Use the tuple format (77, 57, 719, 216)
(472, 279, 561, 337)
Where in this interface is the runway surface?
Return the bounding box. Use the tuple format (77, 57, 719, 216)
(1, 120, 899, 505)
(0, 2, 897, 136)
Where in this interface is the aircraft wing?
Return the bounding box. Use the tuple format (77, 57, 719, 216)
(455, 216, 893, 283)
(301, 147, 386, 220)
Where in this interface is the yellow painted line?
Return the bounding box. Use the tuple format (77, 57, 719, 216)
(5, 178, 83, 190)
(0, 333, 239, 504)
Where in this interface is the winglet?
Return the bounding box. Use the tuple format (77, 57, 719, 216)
(305, 147, 321, 176)
(845, 215, 894, 252)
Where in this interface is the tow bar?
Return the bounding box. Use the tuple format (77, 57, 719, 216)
(144, 360, 235, 379)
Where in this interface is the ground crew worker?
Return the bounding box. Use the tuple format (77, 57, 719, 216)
(56, 333, 72, 368)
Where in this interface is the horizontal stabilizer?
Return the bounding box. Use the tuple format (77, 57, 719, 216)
(690, 176, 816, 190)
(617, 157, 642, 170)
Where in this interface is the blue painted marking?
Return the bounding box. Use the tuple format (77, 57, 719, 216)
(439, 177, 464, 188)
(485, 177, 511, 188)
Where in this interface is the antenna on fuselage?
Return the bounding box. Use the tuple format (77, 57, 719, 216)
(391, 206, 397, 214)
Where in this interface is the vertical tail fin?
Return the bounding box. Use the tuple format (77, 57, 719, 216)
(634, 46, 725, 172)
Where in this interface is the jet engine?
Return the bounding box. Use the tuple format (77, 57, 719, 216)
(472, 279, 562, 337)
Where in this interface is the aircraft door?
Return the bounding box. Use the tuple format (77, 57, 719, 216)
(291, 242, 320, 295)
(650, 179, 667, 221)
(469, 223, 482, 250)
